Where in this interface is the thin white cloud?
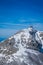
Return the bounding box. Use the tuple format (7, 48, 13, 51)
(0, 23, 27, 26)
(0, 22, 43, 30)
(19, 18, 40, 22)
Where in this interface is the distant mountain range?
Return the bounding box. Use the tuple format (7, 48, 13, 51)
(0, 26, 43, 65)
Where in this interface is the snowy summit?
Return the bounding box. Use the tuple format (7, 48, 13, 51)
(0, 26, 43, 65)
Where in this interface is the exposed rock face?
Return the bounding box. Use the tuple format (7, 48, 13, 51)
(0, 26, 43, 65)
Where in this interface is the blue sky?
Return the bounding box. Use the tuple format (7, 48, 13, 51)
(0, 0, 43, 41)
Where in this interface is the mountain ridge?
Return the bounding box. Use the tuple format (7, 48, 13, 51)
(0, 26, 43, 65)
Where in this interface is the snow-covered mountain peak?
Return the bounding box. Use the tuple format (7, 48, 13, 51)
(0, 27, 43, 65)
(8, 26, 42, 50)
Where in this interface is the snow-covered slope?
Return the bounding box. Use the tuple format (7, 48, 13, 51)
(0, 26, 43, 65)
